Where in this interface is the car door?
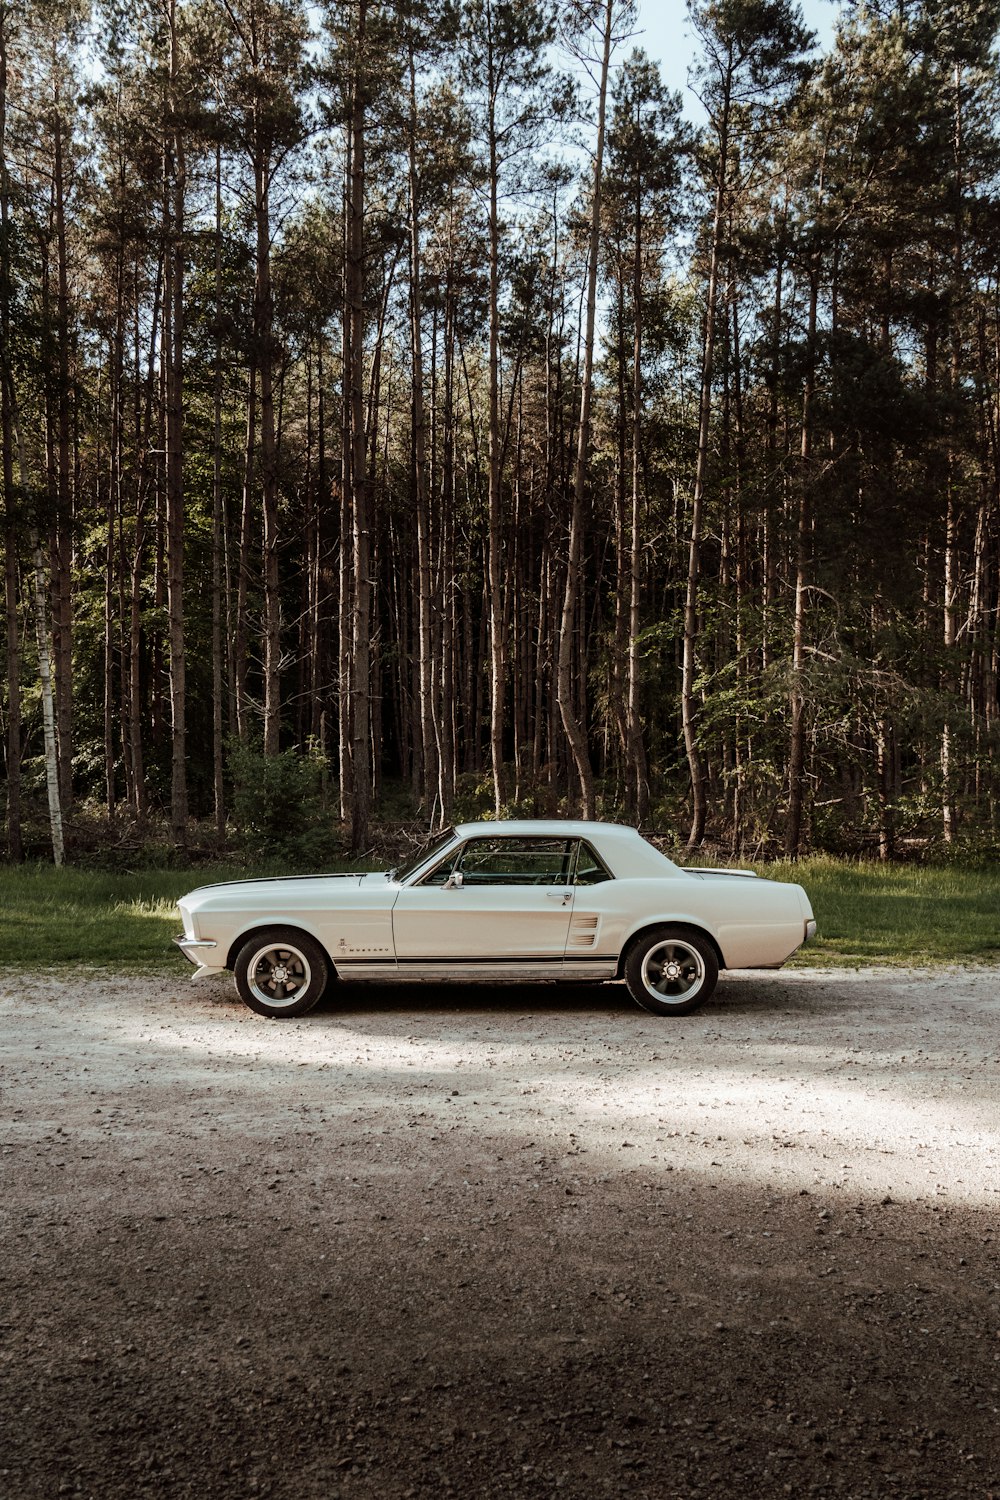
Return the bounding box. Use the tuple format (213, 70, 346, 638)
(390, 835, 577, 969)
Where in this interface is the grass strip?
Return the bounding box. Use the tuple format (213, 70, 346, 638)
(0, 862, 365, 971)
(0, 857, 996, 973)
(758, 856, 1000, 967)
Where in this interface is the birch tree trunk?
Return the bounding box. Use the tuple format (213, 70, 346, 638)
(30, 527, 64, 864)
(942, 59, 965, 844)
(0, 9, 22, 860)
(0, 360, 20, 859)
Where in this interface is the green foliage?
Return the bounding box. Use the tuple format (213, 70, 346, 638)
(3, 0, 1000, 866)
(228, 741, 338, 867)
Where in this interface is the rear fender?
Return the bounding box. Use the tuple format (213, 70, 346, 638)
(616, 919, 725, 977)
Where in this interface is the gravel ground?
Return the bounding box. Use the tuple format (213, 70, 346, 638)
(3, 965, 999, 1499)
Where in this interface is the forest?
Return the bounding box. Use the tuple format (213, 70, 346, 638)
(1, 0, 999, 864)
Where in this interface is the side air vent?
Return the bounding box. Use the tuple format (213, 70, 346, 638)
(568, 914, 600, 948)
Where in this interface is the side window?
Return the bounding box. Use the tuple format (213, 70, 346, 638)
(574, 840, 613, 886)
(419, 848, 461, 887)
(459, 837, 574, 887)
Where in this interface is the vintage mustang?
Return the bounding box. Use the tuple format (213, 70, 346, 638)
(175, 820, 816, 1020)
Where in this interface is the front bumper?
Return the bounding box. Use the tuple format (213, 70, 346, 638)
(803, 918, 817, 943)
(174, 934, 220, 981)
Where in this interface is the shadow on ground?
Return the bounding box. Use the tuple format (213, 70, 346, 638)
(5, 1161, 998, 1499)
(4, 973, 998, 1499)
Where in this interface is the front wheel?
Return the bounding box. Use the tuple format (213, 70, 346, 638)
(624, 928, 718, 1016)
(233, 929, 329, 1018)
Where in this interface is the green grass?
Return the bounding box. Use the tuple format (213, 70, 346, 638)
(756, 856, 1000, 967)
(0, 861, 367, 971)
(0, 857, 997, 972)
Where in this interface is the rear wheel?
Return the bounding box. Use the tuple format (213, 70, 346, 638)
(624, 928, 718, 1016)
(233, 929, 329, 1019)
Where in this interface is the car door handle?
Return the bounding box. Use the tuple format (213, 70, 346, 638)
(546, 889, 572, 903)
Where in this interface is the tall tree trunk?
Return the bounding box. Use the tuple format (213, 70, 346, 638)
(0, 10, 22, 860)
(942, 59, 965, 845)
(164, 0, 187, 843)
(104, 332, 119, 814)
(51, 98, 73, 811)
(1, 369, 20, 859)
(558, 0, 616, 820)
(407, 49, 438, 820)
(682, 81, 730, 850)
(127, 249, 161, 820)
(627, 184, 649, 822)
(7, 343, 62, 859)
(30, 526, 64, 864)
(347, 0, 371, 851)
(211, 141, 225, 838)
(235, 366, 256, 743)
(785, 256, 819, 858)
(257, 137, 281, 756)
(486, 29, 506, 816)
(2, 464, 20, 857)
(14, 396, 64, 859)
(314, 340, 336, 763)
(436, 243, 455, 821)
(338, 156, 353, 820)
(105, 130, 127, 817)
(611, 271, 629, 783)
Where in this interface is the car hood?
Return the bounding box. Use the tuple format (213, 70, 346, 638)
(182, 871, 392, 903)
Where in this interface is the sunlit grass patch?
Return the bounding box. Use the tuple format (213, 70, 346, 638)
(0, 860, 364, 970)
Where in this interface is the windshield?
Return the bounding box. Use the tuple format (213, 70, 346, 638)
(389, 828, 456, 884)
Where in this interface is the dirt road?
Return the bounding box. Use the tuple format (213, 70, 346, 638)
(3, 967, 998, 1498)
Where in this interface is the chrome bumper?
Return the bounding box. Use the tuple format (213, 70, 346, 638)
(803, 918, 817, 943)
(174, 935, 220, 980)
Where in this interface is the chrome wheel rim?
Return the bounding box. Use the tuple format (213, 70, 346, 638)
(640, 939, 704, 1004)
(248, 943, 311, 1008)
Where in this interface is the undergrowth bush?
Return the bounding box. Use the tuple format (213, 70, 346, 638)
(229, 742, 337, 866)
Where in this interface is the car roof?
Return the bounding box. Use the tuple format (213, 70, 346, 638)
(454, 819, 637, 838)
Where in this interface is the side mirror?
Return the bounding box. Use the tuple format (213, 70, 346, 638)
(443, 869, 464, 891)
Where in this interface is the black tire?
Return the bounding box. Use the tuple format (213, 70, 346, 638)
(623, 927, 718, 1016)
(233, 928, 329, 1019)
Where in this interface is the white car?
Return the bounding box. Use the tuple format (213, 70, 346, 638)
(176, 820, 816, 1019)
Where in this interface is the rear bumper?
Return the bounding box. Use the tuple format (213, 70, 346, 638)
(803, 918, 817, 943)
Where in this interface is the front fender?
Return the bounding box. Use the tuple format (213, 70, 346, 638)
(224, 918, 332, 972)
